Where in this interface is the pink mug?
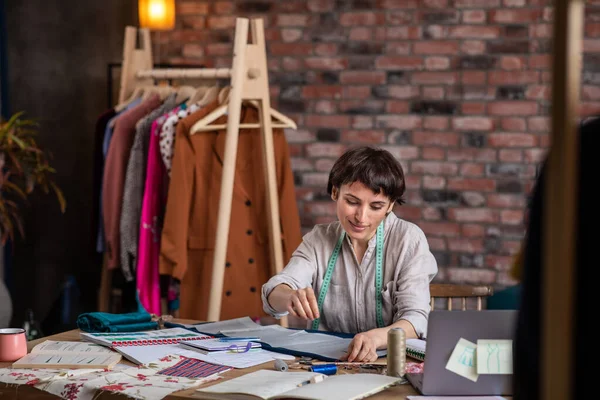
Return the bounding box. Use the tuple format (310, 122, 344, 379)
(0, 328, 28, 362)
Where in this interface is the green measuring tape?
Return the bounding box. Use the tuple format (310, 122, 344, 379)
(311, 221, 386, 330)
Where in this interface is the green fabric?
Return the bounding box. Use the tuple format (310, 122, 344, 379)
(486, 285, 522, 310)
(77, 311, 158, 333)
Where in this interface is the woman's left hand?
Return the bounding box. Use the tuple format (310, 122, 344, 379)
(342, 331, 380, 363)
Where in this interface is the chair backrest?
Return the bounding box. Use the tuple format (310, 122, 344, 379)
(429, 284, 494, 311)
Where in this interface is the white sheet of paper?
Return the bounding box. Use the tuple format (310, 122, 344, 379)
(445, 338, 479, 382)
(177, 348, 294, 368)
(476, 340, 513, 374)
(188, 317, 261, 335)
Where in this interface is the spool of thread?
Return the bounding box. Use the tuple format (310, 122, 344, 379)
(387, 327, 406, 378)
(274, 359, 288, 372)
(309, 364, 338, 375)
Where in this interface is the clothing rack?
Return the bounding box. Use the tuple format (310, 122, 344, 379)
(100, 17, 291, 323)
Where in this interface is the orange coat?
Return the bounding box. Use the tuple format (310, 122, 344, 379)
(160, 101, 302, 321)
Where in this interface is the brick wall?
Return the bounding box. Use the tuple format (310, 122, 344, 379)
(153, 0, 600, 288)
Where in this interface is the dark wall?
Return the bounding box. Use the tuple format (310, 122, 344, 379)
(4, 0, 136, 332)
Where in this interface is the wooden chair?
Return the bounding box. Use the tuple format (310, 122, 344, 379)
(429, 284, 494, 311)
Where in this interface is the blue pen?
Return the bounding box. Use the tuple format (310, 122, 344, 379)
(219, 337, 260, 342)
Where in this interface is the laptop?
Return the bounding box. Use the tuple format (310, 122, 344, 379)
(406, 310, 517, 396)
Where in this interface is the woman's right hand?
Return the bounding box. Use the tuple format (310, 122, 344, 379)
(286, 287, 320, 321)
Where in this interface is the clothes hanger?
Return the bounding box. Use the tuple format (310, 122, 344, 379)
(175, 85, 196, 105)
(185, 86, 209, 107)
(114, 86, 145, 113)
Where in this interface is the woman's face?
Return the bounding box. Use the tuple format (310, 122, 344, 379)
(332, 181, 394, 244)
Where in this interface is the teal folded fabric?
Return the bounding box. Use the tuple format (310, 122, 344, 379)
(77, 311, 158, 333)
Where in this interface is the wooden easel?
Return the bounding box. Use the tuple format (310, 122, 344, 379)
(101, 18, 290, 325)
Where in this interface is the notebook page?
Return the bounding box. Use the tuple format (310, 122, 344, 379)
(188, 317, 261, 335)
(276, 374, 401, 400)
(196, 370, 320, 400)
(32, 341, 115, 355)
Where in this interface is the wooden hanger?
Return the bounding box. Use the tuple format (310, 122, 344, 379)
(115, 86, 145, 113)
(175, 85, 196, 104)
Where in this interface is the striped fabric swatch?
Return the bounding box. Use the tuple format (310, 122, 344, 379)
(157, 357, 232, 379)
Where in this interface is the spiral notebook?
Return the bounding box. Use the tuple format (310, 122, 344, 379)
(80, 327, 212, 348)
(406, 338, 426, 362)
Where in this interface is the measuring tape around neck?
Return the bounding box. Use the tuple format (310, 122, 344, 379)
(311, 221, 386, 330)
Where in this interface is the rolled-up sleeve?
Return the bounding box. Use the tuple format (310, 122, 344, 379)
(261, 231, 318, 317)
(393, 229, 438, 339)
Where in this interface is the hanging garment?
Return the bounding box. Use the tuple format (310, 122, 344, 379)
(120, 94, 179, 282)
(159, 103, 201, 176)
(136, 105, 183, 315)
(102, 94, 161, 269)
(160, 101, 302, 321)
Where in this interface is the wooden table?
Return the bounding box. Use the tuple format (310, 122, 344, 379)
(0, 323, 419, 399)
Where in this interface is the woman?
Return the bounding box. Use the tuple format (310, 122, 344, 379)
(261, 146, 437, 363)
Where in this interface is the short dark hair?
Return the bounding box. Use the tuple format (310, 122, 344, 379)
(327, 146, 406, 205)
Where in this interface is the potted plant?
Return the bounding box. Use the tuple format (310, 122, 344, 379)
(0, 111, 66, 327)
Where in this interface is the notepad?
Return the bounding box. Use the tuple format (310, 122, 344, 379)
(12, 340, 122, 369)
(406, 338, 426, 361)
(195, 370, 401, 400)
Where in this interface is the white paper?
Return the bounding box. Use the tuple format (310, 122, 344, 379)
(188, 317, 261, 335)
(31, 340, 115, 355)
(445, 338, 479, 382)
(178, 348, 294, 369)
(181, 338, 261, 352)
(115, 343, 188, 365)
(476, 340, 513, 374)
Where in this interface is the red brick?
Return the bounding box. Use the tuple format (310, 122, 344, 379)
(386, 101, 410, 113)
(427, 237, 447, 251)
(499, 149, 523, 162)
(527, 117, 550, 132)
(462, 71, 486, 85)
(448, 238, 484, 253)
(302, 85, 342, 99)
(305, 115, 351, 128)
(378, 0, 419, 8)
(405, 176, 421, 190)
(423, 116, 449, 130)
(490, 9, 539, 23)
(386, 42, 412, 55)
(340, 71, 386, 85)
(504, 0, 526, 5)
(412, 72, 458, 85)
(376, 115, 422, 130)
(374, 27, 387, 41)
(281, 29, 303, 42)
(305, 57, 347, 70)
(349, 27, 372, 41)
(420, 222, 461, 237)
(449, 26, 500, 39)
(304, 201, 336, 216)
(388, 86, 420, 99)
(539, 135, 551, 148)
(382, 145, 420, 160)
(387, 10, 414, 24)
(307, 0, 335, 12)
(386, 26, 422, 39)
(213, 1, 234, 13)
(340, 12, 385, 26)
(530, 23, 552, 38)
(180, 16, 206, 29)
(500, 56, 526, 70)
(270, 43, 313, 56)
(584, 39, 600, 52)
(423, 25, 448, 39)
(501, 118, 527, 131)
(422, 87, 445, 100)
(205, 43, 232, 56)
(413, 132, 460, 147)
(524, 149, 548, 164)
(423, 176, 446, 189)
(488, 101, 538, 116)
(182, 44, 204, 58)
(460, 163, 485, 177)
(448, 208, 498, 223)
(462, 10, 487, 23)
(502, 240, 522, 255)
(207, 16, 236, 29)
(462, 102, 486, 115)
(178, 2, 209, 15)
(341, 130, 386, 144)
(315, 158, 335, 172)
(580, 102, 600, 117)
(541, 71, 552, 84)
(282, 57, 303, 71)
(501, 210, 524, 225)
(291, 158, 314, 171)
(412, 161, 459, 175)
(452, 117, 494, 131)
(488, 133, 537, 147)
(462, 224, 485, 237)
(414, 41, 459, 54)
(313, 100, 337, 114)
(489, 71, 539, 85)
(448, 268, 498, 284)
(375, 56, 424, 70)
(425, 57, 450, 70)
(422, 147, 446, 160)
(448, 178, 496, 191)
(423, 207, 442, 221)
(314, 43, 338, 56)
(288, 143, 304, 157)
(352, 116, 373, 129)
(301, 172, 330, 187)
(454, 0, 500, 7)
(487, 194, 526, 208)
(529, 54, 551, 69)
(485, 256, 514, 271)
(461, 40, 486, 54)
(583, 85, 600, 101)
(396, 206, 422, 222)
(305, 143, 348, 158)
(343, 86, 371, 99)
(277, 14, 309, 26)
(286, 129, 316, 144)
(586, 23, 600, 37)
(525, 85, 550, 100)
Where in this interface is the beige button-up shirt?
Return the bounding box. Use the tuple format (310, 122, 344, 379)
(261, 212, 438, 338)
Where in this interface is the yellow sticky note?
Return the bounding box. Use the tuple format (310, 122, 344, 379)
(476, 339, 513, 374)
(445, 338, 479, 382)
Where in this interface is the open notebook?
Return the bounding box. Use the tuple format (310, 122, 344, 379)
(13, 341, 121, 369)
(195, 370, 401, 400)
